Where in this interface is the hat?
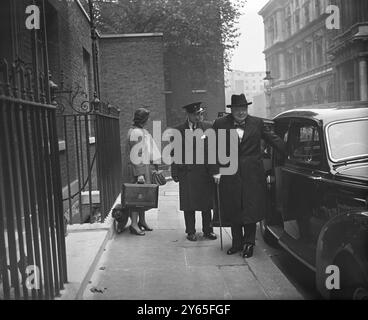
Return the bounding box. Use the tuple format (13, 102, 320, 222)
(182, 102, 204, 114)
(227, 94, 252, 108)
(133, 107, 150, 125)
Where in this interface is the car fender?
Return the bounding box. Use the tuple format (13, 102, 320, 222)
(316, 211, 368, 299)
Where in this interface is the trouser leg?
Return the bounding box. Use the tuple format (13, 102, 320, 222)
(231, 223, 243, 250)
(243, 223, 257, 245)
(201, 210, 213, 234)
(184, 211, 196, 234)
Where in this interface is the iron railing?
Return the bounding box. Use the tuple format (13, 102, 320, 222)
(0, 58, 67, 300)
(55, 86, 122, 225)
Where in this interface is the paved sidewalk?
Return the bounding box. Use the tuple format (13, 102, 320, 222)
(83, 181, 302, 300)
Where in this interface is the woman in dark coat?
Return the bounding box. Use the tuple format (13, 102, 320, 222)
(213, 94, 285, 257)
(125, 107, 160, 235)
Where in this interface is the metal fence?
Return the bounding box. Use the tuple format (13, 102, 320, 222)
(0, 58, 67, 299)
(56, 89, 122, 225)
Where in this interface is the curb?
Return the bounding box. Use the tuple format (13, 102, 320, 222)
(58, 196, 120, 300)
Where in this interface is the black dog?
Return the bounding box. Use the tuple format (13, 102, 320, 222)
(112, 204, 129, 234)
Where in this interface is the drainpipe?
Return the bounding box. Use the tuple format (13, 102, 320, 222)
(88, 0, 100, 99)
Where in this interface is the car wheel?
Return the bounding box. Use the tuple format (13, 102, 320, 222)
(260, 220, 278, 248)
(331, 255, 368, 300)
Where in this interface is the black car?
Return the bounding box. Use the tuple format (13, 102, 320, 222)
(262, 102, 368, 300)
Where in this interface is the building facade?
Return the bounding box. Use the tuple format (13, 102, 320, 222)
(259, 0, 368, 117)
(328, 0, 368, 102)
(257, 1, 332, 116)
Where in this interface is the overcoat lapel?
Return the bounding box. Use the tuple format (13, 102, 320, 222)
(240, 116, 254, 145)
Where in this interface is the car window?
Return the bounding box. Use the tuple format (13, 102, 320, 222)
(327, 119, 368, 162)
(288, 122, 321, 167)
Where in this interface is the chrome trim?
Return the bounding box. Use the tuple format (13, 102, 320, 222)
(281, 167, 368, 189)
(325, 118, 368, 163)
(281, 167, 322, 180)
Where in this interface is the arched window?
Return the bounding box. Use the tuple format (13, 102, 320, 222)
(296, 89, 303, 107)
(327, 82, 335, 102)
(304, 88, 314, 105)
(287, 92, 295, 107)
(268, 17, 275, 44)
(316, 86, 325, 104)
(286, 7, 292, 36)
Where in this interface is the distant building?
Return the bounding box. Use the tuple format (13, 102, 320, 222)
(259, 0, 334, 117)
(225, 70, 265, 106)
(259, 0, 368, 117)
(250, 93, 268, 118)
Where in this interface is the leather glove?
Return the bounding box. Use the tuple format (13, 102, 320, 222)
(137, 175, 145, 184)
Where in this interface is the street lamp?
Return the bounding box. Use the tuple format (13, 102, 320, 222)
(263, 71, 274, 117)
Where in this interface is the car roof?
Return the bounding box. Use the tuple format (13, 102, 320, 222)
(274, 101, 368, 124)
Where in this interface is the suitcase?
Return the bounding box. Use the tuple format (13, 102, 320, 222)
(121, 183, 159, 210)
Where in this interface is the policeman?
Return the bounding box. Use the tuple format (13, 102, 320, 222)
(171, 102, 217, 241)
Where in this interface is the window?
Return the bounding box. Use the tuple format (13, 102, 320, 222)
(315, 38, 323, 66)
(288, 122, 322, 166)
(305, 43, 312, 70)
(295, 9, 300, 31)
(286, 7, 292, 36)
(268, 17, 275, 44)
(296, 48, 302, 74)
(304, 2, 310, 24)
(315, 0, 321, 16)
(327, 119, 368, 162)
(287, 53, 294, 77)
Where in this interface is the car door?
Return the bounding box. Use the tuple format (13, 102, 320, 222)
(281, 119, 324, 244)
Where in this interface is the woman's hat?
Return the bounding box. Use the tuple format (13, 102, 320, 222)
(227, 94, 252, 108)
(133, 107, 150, 124)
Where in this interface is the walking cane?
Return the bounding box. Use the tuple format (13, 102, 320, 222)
(215, 180, 223, 251)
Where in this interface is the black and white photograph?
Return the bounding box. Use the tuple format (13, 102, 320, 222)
(0, 0, 367, 308)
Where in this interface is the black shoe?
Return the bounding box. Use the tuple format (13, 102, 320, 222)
(187, 233, 197, 242)
(138, 222, 153, 231)
(129, 226, 145, 236)
(227, 247, 241, 255)
(242, 244, 254, 258)
(203, 232, 217, 240)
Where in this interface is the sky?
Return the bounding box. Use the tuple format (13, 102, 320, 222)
(230, 0, 270, 72)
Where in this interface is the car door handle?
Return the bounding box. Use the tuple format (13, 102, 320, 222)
(266, 175, 275, 184)
(310, 176, 322, 181)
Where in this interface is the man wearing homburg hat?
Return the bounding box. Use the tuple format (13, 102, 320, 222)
(171, 102, 218, 241)
(213, 94, 285, 257)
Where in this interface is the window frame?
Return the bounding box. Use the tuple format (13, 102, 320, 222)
(325, 118, 368, 163)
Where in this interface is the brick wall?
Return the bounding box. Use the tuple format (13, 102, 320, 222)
(46, 0, 95, 189)
(164, 49, 226, 127)
(99, 34, 166, 180)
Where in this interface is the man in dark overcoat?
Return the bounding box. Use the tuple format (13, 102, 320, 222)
(213, 94, 285, 257)
(171, 102, 218, 242)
